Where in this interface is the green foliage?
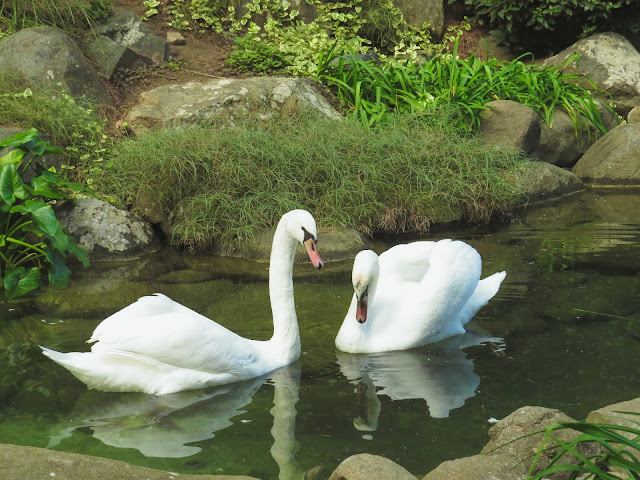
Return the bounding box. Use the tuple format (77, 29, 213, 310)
(226, 34, 289, 74)
(163, 0, 437, 77)
(527, 418, 640, 479)
(460, 0, 637, 54)
(0, 129, 90, 298)
(93, 111, 526, 250)
(318, 41, 613, 134)
(0, 80, 112, 187)
(0, 0, 111, 36)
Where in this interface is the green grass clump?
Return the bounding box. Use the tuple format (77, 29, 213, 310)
(528, 418, 640, 479)
(0, 0, 111, 36)
(0, 77, 112, 185)
(94, 110, 527, 250)
(318, 42, 613, 135)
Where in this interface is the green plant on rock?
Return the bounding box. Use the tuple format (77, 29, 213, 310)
(527, 418, 640, 479)
(0, 129, 89, 298)
(318, 39, 614, 133)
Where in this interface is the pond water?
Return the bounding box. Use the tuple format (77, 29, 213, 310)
(1, 190, 640, 479)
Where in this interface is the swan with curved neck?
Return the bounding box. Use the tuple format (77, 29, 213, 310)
(42, 209, 323, 395)
(335, 239, 505, 353)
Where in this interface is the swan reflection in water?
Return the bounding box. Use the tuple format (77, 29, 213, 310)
(48, 363, 305, 479)
(336, 330, 505, 431)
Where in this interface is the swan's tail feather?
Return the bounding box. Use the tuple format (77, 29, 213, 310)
(40, 346, 228, 395)
(456, 271, 506, 327)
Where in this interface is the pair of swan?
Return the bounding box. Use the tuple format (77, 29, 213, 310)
(42, 210, 505, 395)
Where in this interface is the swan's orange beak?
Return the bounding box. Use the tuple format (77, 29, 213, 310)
(304, 238, 323, 269)
(356, 294, 368, 324)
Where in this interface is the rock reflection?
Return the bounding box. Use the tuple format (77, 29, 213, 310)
(336, 331, 504, 429)
(47, 364, 305, 479)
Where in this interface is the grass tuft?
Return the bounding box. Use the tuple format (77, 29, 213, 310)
(94, 110, 527, 250)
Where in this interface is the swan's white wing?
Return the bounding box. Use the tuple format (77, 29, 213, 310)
(366, 240, 481, 350)
(90, 294, 258, 376)
(378, 241, 436, 285)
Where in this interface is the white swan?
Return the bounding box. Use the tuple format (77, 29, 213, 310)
(335, 239, 505, 353)
(42, 209, 323, 395)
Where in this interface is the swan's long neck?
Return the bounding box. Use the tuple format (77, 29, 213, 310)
(268, 219, 301, 364)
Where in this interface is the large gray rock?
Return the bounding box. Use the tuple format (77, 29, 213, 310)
(512, 160, 584, 205)
(393, 0, 443, 39)
(480, 406, 599, 479)
(422, 453, 526, 480)
(329, 453, 417, 480)
(0, 443, 257, 480)
(543, 32, 640, 116)
(56, 198, 160, 260)
(572, 123, 640, 185)
(586, 397, 640, 433)
(123, 77, 343, 134)
(530, 106, 619, 167)
(479, 100, 541, 155)
(85, 10, 170, 79)
(0, 27, 112, 106)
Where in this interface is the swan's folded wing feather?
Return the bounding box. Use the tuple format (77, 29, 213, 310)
(378, 241, 437, 285)
(90, 307, 258, 376)
(415, 240, 481, 314)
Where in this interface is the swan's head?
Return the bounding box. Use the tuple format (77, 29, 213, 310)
(351, 250, 379, 324)
(284, 209, 323, 269)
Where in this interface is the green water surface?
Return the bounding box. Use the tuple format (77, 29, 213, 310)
(1, 190, 640, 479)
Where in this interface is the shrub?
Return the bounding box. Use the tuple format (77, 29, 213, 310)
(226, 34, 289, 74)
(459, 0, 638, 55)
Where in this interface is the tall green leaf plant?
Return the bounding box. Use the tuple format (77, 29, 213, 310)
(0, 129, 89, 298)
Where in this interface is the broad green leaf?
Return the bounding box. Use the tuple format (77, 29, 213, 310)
(0, 148, 27, 167)
(3, 266, 41, 298)
(0, 164, 27, 204)
(29, 176, 67, 200)
(0, 128, 38, 148)
(64, 234, 90, 267)
(44, 246, 72, 289)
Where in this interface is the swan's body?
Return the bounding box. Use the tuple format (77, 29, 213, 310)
(42, 209, 323, 395)
(335, 239, 505, 353)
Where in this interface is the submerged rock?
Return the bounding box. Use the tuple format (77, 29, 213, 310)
(0, 443, 258, 480)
